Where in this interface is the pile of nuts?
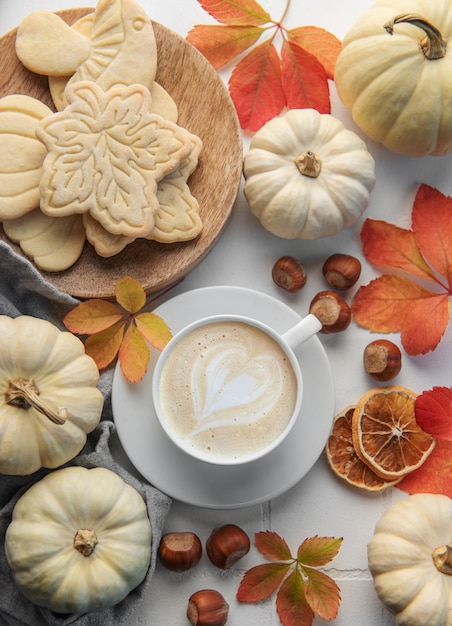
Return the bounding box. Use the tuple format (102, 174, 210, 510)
(158, 524, 251, 625)
(272, 252, 402, 381)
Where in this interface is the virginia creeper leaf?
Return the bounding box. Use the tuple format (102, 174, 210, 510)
(186, 24, 264, 69)
(229, 39, 285, 131)
(297, 536, 343, 567)
(281, 40, 330, 113)
(397, 439, 452, 498)
(237, 563, 291, 602)
(255, 531, 293, 561)
(196, 0, 271, 25)
(84, 321, 125, 370)
(118, 323, 150, 383)
(352, 275, 450, 355)
(412, 184, 452, 288)
(287, 26, 341, 79)
(63, 299, 123, 335)
(303, 567, 341, 621)
(135, 312, 173, 351)
(360, 219, 438, 283)
(115, 276, 146, 313)
(276, 569, 314, 626)
(415, 387, 452, 441)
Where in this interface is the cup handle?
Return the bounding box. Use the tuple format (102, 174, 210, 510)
(281, 314, 322, 350)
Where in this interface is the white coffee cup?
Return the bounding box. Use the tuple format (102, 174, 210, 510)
(151, 313, 322, 465)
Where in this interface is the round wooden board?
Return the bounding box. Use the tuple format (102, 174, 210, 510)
(0, 9, 243, 299)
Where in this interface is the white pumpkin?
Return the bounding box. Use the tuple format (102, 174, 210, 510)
(243, 108, 376, 240)
(368, 493, 452, 626)
(5, 466, 152, 613)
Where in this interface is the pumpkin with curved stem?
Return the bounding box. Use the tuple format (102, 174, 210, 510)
(368, 494, 452, 626)
(5, 466, 152, 613)
(335, 1, 452, 156)
(243, 108, 376, 240)
(0, 315, 103, 475)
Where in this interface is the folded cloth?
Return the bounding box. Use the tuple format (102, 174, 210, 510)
(0, 241, 172, 625)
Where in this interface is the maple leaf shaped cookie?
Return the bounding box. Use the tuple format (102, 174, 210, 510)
(36, 81, 196, 238)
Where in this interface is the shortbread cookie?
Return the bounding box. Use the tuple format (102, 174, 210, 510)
(83, 212, 134, 257)
(0, 94, 53, 219)
(3, 209, 85, 272)
(36, 81, 198, 238)
(15, 11, 91, 76)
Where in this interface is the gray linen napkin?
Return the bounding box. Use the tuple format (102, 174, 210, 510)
(0, 241, 172, 625)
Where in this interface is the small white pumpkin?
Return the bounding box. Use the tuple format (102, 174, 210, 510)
(0, 315, 103, 475)
(368, 493, 452, 626)
(243, 108, 376, 240)
(5, 466, 152, 613)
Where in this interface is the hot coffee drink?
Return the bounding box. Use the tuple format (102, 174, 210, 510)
(157, 320, 299, 462)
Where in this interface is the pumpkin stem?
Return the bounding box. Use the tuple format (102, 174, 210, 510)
(5, 378, 67, 425)
(74, 529, 98, 557)
(294, 150, 322, 178)
(384, 14, 447, 60)
(432, 542, 452, 576)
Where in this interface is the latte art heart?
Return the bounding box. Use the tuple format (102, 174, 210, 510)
(158, 321, 299, 462)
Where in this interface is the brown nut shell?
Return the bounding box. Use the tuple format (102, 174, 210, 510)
(364, 339, 402, 381)
(322, 253, 361, 290)
(206, 524, 250, 569)
(187, 589, 229, 626)
(309, 290, 351, 333)
(158, 531, 202, 572)
(272, 256, 307, 292)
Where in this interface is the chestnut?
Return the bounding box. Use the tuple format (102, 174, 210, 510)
(363, 339, 402, 381)
(322, 253, 361, 290)
(187, 589, 229, 626)
(158, 531, 202, 572)
(309, 290, 351, 333)
(206, 524, 250, 570)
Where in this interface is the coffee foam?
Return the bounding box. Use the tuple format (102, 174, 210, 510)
(158, 321, 298, 461)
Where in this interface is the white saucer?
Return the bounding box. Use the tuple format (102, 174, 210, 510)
(112, 286, 335, 509)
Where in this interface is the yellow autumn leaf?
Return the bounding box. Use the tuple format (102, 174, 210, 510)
(115, 276, 146, 313)
(84, 321, 125, 370)
(119, 323, 150, 383)
(135, 312, 173, 351)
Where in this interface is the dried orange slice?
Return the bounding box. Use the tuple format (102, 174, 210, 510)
(351, 386, 436, 480)
(326, 406, 400, 491)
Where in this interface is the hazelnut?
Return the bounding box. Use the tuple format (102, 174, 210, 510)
(272, 256, 307, 292)
(309, 291, 351, 333)
(187, 589, 229, 626)
(158, 532, 202, 572)
(206, 524, 250, 570)
(364, 339, 402, 381)
(322, 253, 361, 290)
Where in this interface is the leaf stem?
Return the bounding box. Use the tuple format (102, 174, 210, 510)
(278, 0, 291, 27)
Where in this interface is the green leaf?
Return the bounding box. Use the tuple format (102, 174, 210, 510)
(237, 563, 291, 602)
(297, 536, 343, 567)
(276, 569, 314, 626)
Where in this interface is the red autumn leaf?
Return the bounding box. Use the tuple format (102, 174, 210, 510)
(297, 536, 343, 567)
(287, 26, 341, 79)
(397, 438, 452, 498)
(186, 24, 264, 68)
(196, 0, 271, 25)
(303, 567, 341, 621)
(280, 40, 330, 113)
(63, 299, 123, 335)
(84, 321, 125, 370)
(115, 276, 146, 313)
(360, 219, 439, 283)
(415, 387, 452, 441)
(255, 531, 293, 561)
(237, 563, 291, 602)
(412, 184, 452, 288)
(276, 569, 314, 626)
(229, 39, 285, 131)
(118, 323, 150, 383)
(352, 275, 450, 354)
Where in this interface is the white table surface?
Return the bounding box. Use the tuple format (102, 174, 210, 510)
(2, 1, 451, 625)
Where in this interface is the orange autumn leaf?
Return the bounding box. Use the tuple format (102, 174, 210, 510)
(196, 0, 271, 25)
(287, 26, 341, 79)
(63, 276, 172, 383)
(238, 532, 342, 626)
(186, 24, 264, 68)
(229, 39, 285, 131)
(415, 386, 452, 441)
(190, 0, 337, 130)
(352, 184, 452, 355)
(281, 40, 330, 113)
